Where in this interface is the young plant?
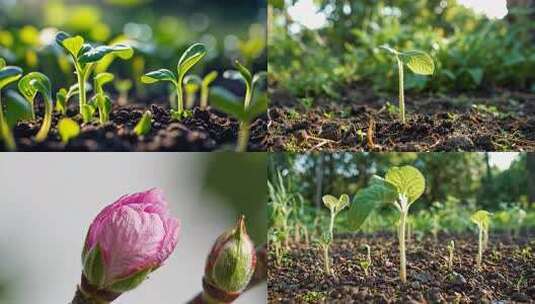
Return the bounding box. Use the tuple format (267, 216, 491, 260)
(447, 240, 455, 271)
(55, 84, 92, 116)
(0, 59, 23, 151)
(55, 31, 133, 114)
(211, 61, 267, 152)
(471, 210, 492, 270)
(18, 72, 54, 142)
(58, 118, 80, 144)
(316, 232, 332, 275)
(348, 165, 425, 284)
(91, 72, 114, 124)
(114, 79, 132, 106)
(360, 244, 372, 277)
(134, 110, 152, 136)
(141, 43, 206, 120)
(379, 46, 435, 123)
(322, 194, 350, 239)
(183, 75, 201, 109)
(201, 71, 218, 110)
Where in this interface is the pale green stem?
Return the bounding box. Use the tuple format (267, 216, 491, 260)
(176, 82, 184, 113)
(35, 94, 53, 142)
(396, 56, 405, 123)
(0, 93, 16, 151)
(75, 63, 86, 114)
(323, 245, 331, 275)
(236, 121, 250, 152)
(201, 85, 209, 110)
(329, 212, 335, 240)
(398, 211, 407, 283)
(477, 226, 483, 269)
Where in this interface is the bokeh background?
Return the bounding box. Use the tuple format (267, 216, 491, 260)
(0, 152, 267, 304)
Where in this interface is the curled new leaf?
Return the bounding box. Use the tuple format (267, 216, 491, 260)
(94, 72, 114, 95)
(0, 66, 23, 89)
(202, 71, 218, 87)
(141, 69, 176, 84)
(18, 72, 53, 142)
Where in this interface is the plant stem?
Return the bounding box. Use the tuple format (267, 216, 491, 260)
(329, 213, 335, 240)
(0, 93, 16, 151)
(176, 83, 184, 113)
(477, 226, 483, 269)
(201, 86, 208, 110)
(236, 121, 250, 152)
(70, 288, 109, 304)
(396, 56, 405, 123)
(323, 245, 331, 275)
(398, 210, 407, 283)
(75, 64, 86, 114)
(35, 95, 53, 142)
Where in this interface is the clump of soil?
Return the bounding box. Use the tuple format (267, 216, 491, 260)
(5, 102, 266, 151)
(268, 232, 535, 303)
(266, 88, 535, 151)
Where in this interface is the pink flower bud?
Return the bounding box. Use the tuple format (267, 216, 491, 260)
(204, 215, 256, 298)
(81, 188, 180, 295)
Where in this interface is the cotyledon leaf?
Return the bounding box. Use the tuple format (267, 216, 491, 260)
(400, 51, 435, 75)
(78, 44, 134, 64)
(55, 32, 85, 58)
(0, 66, 23, 90)
(177, 43, 207, 79)
(385, 166, 425, 205)
(141, 69, 176, 84)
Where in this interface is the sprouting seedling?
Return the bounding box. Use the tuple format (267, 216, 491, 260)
(183, 75, 201, 109)
(360, 244, 372, 277)
(471, 210, 492, 270)
(114, 79, 132, 106)
(134, 110, 152, 136)
(55, 84, 92, 116)
(0, 59, 23, 151)
(348, 165, 425, 284)
(322, 194, 350, 240)
(141, 43, 206, 120)
(316, 232, 332, 275)
(58, 118, 80, 144)
(379, 46, 435, 123)
(447, 240, 455, 271)
(200, 71, 218, 110)
(18, 72, 54, 142)
(211, 61, 267, 152)
(55, 31, 133, 114)
(91, 72, 114, 124)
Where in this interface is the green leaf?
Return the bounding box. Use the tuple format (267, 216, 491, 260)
(58, 118, 80, 144)
(234, 60, 253, 85)
(202, 71, 218, 87)
(0, 58, 5, 69)
(94, 72, 115, 95)
(82, 103, 96, 123)
(83, 244, 105, 288)
(400, 51, 435, 75)
(210, 86, 246, 120)
(134, 110, 152, 136)
(4, 90, 33, 128)
(322, 195, 338, 211)
(385, 166, 425, 205)
(471, 210, 492, 228)
(55, 88, 68, 114)
(348, 182, 397, 230)
(252, 71, 267, 89)
(108, 268, 151, 293)
(18, 72, 52, 102)
(78, 44, 134, 64)
(141, 69, 176, 84)
(0, 66, 23, 90)
(244, 91, 268, 121)
(177, 43, 207, 80)
(323, 194, 350, 214)
(55, 32, 85, 58)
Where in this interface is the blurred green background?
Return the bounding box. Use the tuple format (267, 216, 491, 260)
(269, 0, 535, 100)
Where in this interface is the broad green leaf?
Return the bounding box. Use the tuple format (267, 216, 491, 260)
(108, 268, 151, 292)
(348, 182, 397, 230)
(244, 91, 268, 122)
(400, 51, 435, 75)
(177, 43, 206, 80)
(202, 71, 218, 86)
(56, 32, 85, 58)
(78, 44, 133, 64)
(141, 69, 176, 84)
(83, 245, 105, 288)
(210, 86, 246, 121)
(385, 166, 425, 204)
(471, 210, 492, 227)
(58, 118, 80, 144)
(134, 110, 152, 136)
(0, 66, 23, 89)
(4, 90, 33, 128)
(18, 72, 52, 102)
(338, 194, 350, 211)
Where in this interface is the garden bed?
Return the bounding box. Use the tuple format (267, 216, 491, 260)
(268, 232, 534, 303)
(266, 88, 535, 152)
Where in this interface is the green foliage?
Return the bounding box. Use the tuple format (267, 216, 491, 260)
(91, 72, 114, 124)
(0, 61, 23, 151)
(18, 72, 53, 142)
(58, 118, 80, 144)
(201, 71, 218, 109)
(322, 194, 349, 239)
(133, 110, 152, 136)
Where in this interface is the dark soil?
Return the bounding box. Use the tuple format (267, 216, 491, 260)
(3, 101, 266, 151)
(266, 88, 535, 151)
(268, 232, 535, 303)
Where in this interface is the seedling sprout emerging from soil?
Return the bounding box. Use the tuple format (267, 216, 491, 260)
(183, 75, 201, 109)
(91, 72, 114, 124)
(360, 244, 372, 277)
(379, 46, 435, 123)
(134, 110, 152, 136)
(18, 72, 54, 142)
(316, 232, 333, 275)
(322, 194, 350, 239)
(348, 165, 425, 284)
(55, 32, 133, 115)
(0, 58, 23, 150)
(141, 43, 207, 120)
(201, 71, 218, 110)
(447, 240, 455, 271)
(471, 210, 492, 270)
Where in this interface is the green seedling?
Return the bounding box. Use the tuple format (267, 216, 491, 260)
(0, 59, 23, 150)
(379, 46, 435, 123)
(471, 210, 492, 270)
(201, 71, 218, 110)
(183, 75, 201, 109)
(447, 240, 455, 271)
(55, 84, 92, 116)
(114, 79, 132, 106)
(134, 110, 152, 136)
(360, 244, 372, 277)
(211, 61, 267, 152)
(55, 31, 133, 114)
(18, 72, 54, 142)
(322, 194, 350, 240)
(91, 72, 114, 124)
(58, 118, 80, 144)
(348, 165, 425, 284)
(141, 43, 206, 120)
(316, 232, 332, 275)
